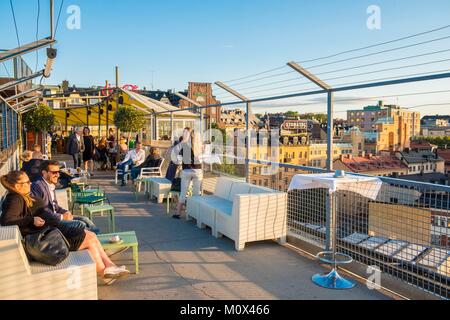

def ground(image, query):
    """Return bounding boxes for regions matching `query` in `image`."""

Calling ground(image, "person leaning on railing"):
[173,127,204,219]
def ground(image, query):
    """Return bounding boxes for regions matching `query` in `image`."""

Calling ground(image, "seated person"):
[131,147,162,181]
[95,138,109,171]
[21,150,45,182]
[1,171,130,285]
[31,160,100,235]
[32,144,45,160]
[117,142,146,186]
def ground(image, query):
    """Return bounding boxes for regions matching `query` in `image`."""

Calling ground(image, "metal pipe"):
[326,91,334,171]
[245,102,250,183]
[154,72,450,116]
[50,0,54,39]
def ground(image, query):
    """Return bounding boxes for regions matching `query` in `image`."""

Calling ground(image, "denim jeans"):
[74,216,100,235]
[118,159,134,183]
[131,167,141,181]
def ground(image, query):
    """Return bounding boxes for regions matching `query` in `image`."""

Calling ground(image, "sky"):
[1,0,450,117]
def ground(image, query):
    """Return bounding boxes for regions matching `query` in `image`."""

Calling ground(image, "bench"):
[0,226,97,300]
[186,177,288,251]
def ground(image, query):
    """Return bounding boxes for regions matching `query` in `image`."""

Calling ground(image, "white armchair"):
[135,158,165,193]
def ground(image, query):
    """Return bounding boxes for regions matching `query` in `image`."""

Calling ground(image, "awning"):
[50,88,198,127]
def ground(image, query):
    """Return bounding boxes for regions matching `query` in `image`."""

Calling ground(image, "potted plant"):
[22,103,55,150]
[114,105,147,149]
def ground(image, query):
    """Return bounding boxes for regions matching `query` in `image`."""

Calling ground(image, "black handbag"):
[24,227,70,266]
[171,178,182,192]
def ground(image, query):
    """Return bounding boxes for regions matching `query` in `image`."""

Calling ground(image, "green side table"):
[98,231,139,274]
[85,205,116,233]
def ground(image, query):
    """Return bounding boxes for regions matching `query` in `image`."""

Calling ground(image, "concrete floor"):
[77,174,390,300]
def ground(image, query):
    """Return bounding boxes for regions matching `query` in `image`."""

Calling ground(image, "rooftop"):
[335,154,407,173]
[397,150,444,164]
[90,175,390,300]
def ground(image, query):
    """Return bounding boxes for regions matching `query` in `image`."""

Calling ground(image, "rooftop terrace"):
[90,174,390,300]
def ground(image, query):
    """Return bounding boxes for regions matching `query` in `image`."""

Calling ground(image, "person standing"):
[82,127,95,177]
[67,128,85,169]
[107,128,117,169]
[173,128,204,219]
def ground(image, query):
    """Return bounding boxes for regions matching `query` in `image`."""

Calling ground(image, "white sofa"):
[186,177,287,251]
[0,226,98,300]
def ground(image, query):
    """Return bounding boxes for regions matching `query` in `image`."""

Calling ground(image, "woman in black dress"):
[1,171,130,284]
[82,127,95,177]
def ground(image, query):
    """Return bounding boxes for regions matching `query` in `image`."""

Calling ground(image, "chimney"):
[361,151,366,158]
[340,155,345,162]
[348,154,353,160]
[378,100,384,108]
[368,153,373,159]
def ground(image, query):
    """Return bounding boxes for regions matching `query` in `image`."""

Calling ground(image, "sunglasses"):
[17,180,32,185]
[47,170,61,175]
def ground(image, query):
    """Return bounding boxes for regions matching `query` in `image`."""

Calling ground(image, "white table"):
[288,172,382,289]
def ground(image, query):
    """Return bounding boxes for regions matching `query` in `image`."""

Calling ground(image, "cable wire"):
[223,25,450,85]
[248,69,450,100]
[226,48,450,93]
[9,0,21,48]
[35,0,40,73]
[54,0,65,38]
[240,59,450,97]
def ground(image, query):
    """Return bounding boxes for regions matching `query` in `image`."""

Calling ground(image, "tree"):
[284,111,299,118]
[114,105,147,144]
[23,103,55,144]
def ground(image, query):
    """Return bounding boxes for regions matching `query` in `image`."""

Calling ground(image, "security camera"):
[43,48,57,78]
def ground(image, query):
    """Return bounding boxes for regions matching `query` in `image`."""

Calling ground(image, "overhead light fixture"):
[44,48,57,78]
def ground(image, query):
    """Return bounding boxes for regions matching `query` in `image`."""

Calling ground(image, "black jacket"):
[67,134,85,156]
[21,159,44,182]
[0,193,47,237]
[136,155,162,170]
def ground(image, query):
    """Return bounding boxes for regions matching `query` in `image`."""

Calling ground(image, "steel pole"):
[326,91,334,172]
[245,102,250,183]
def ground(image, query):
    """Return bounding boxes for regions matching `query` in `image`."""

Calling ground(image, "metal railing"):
[153,75,450,298]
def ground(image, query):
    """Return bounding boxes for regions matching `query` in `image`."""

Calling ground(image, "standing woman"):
[174,128,204,219]
[82,127,95,177]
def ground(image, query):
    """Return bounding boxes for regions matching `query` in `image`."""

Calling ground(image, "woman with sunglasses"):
[1,170,130,285]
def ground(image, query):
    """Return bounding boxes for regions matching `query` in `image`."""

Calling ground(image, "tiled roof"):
[398,150,444,164]
[336,155,407,173]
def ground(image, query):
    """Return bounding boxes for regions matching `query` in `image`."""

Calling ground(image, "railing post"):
[326,91,334,172]
[325,91,335,251]
[170,111,174,144]
[246,102,250,183]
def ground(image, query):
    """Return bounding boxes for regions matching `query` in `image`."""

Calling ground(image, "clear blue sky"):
[1,0,450,115]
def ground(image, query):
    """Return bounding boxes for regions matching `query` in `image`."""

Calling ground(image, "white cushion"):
[214,178,235,199]
[227,183,251,202]
[250,186,275,194]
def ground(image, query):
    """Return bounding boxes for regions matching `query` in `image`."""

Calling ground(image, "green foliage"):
[23,104,55,132]
[114,105,147,133]
[283,111,327,123]
[413,136,450,148]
